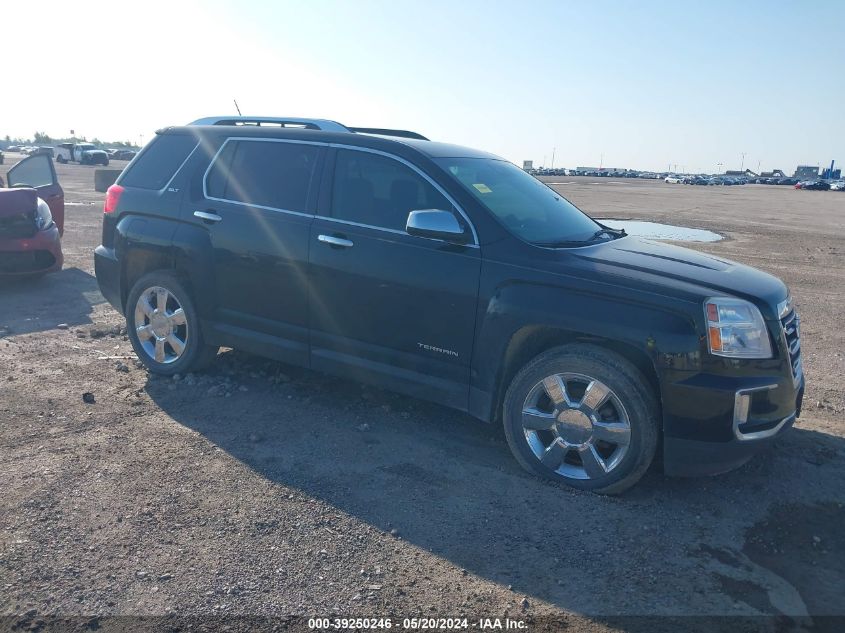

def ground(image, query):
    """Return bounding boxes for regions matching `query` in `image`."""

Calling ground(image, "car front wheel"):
[125,271,218,376]
[503,344,659,495]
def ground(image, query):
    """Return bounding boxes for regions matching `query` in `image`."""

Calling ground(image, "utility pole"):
[600,153,604,170]
[551,147,555,169]
[740,152,746,171]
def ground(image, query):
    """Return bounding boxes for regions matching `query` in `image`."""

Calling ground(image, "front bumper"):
[662,368,804,477]
[0,226,63,276]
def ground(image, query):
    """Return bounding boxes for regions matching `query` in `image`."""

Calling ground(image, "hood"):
[569,236,787,311]
[0,187,37,217]
[82,149,107,155]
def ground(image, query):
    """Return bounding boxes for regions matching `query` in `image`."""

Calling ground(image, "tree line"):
[3,132,140,149]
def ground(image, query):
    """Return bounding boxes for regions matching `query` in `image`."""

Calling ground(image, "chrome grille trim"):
[780,309,802,383]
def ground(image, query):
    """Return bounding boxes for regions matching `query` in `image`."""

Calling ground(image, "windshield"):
[78,144,95,150]
[436,157,604,245]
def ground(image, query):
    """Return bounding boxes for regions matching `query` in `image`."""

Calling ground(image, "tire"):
[57,156,66,164]
[502,344,659,495]
[125,271,218,376]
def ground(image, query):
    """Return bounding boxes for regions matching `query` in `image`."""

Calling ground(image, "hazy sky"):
[4,0,843,173]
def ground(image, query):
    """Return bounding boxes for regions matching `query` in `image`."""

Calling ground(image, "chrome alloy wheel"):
[521,373,631,480]
[134,286,188,364]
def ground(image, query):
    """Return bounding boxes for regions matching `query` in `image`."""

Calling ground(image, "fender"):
[469,277,702,422]
[114,214,182,310]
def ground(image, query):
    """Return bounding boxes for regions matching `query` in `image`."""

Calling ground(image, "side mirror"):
[406,209,470,244]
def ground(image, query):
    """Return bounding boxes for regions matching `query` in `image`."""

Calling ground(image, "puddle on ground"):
[599,219,722,242]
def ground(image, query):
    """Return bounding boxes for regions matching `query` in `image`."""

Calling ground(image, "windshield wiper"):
[590,227,626,241]
[535,227,626,248]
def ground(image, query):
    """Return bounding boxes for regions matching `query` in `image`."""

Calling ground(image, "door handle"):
[194,210,222,223]
[318,234,354,248]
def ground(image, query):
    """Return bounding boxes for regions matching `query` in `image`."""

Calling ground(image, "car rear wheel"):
[503,344,659,495]
[125,271,218,376]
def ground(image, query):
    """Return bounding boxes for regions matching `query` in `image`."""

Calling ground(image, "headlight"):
[35,198,53,230]
[704,297,772,358]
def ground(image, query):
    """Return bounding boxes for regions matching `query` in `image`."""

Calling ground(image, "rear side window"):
[205,140,320,212]
[331,149,452,231]
[120,133,198,190]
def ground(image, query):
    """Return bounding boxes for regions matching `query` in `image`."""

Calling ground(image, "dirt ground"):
[1,157,843,633]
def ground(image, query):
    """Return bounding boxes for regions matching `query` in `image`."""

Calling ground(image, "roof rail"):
[188,116,351,132]
[347,127,429,141]
[187,117,429,140]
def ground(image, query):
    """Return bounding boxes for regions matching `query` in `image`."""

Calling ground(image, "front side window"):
[331,149,453,231]
[206,140,320,212]
[7,154,55,188]
[436,157,603,245]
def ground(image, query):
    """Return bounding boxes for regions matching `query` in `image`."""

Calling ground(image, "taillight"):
[104,184,125,214]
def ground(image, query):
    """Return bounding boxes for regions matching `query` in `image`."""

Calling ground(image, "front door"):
[308,147,481,409]
[6,154,65,234]
[195,137,325,365]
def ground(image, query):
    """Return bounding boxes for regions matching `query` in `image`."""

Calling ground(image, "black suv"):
[95,117,804,493]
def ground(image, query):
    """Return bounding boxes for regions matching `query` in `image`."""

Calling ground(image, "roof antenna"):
[233,99,242,116]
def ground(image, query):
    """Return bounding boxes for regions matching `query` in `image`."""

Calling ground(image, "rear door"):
[6,154,65,234]
[308,146,481,409]
[196,137,325,365]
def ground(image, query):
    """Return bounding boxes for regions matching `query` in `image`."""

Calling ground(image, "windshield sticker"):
[472,183,492,194]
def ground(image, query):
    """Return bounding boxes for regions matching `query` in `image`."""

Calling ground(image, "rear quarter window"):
[119,133,198,190]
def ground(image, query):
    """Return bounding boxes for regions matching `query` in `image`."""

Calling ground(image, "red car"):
[0,154,65,276]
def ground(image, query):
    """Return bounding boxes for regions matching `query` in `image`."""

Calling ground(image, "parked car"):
[708,176,733,185]
[0,150,3,165]
[800,180,830,191]
[829,181,845,191]
[113,149,137,161]
[54,142,109,166]
[0,154,65,276]
[31,146,54,158]
[664,175,683,183]
[6,145,21,152]
[95,116,804,494]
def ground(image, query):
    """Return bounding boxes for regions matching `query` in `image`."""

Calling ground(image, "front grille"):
[781,310,802,382]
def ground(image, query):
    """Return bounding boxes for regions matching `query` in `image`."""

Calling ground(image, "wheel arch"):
[120,246,194,314]
[490,325,662,427]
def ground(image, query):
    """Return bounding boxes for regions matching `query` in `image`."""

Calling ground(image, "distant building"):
[725,169,758,177]
[794,165,819,179]
[760,169,786,178]
[821,167,841,179]
[522,160,534,171]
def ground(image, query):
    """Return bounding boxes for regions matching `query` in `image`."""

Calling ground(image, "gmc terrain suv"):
[95,117,804,493]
